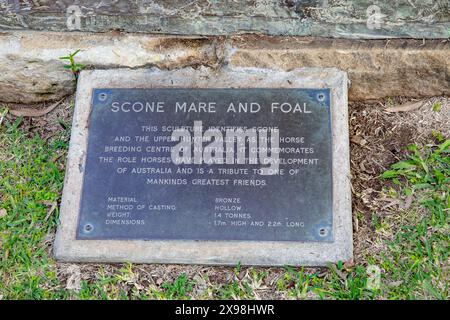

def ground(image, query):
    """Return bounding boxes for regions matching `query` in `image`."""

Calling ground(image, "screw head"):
[83,223,94,233]
[98,92,108,101]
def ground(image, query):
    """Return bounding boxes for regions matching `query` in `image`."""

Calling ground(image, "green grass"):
[159,274,195,299]
[378,139,449,299]
[0,115,69,299]
[0,111,448,300]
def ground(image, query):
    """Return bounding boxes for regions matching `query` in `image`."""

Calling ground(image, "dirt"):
[2,95,449,298]
[349,96,449,265]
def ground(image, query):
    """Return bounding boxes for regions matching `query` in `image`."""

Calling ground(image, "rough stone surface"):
[0,0,449,39]
[229,36,450,101]
[0,31,219,104]
[54,67,352,266]
[0,54,74,104]
[1,31,449,104]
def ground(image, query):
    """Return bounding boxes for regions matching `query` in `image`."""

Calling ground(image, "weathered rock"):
[0,55,74,104]
[54,67,352,266]
[0,31,449,104]
[0,31,219,104]
[228,36,450,101]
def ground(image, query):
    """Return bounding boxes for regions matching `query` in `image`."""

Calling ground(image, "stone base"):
[54,67,352,266]
[0,31,449,104]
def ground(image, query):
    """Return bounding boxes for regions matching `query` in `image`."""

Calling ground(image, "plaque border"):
[77,87,334,242]
[54,67,352,266]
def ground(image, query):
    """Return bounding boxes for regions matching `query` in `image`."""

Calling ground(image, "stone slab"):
[228,36,450,101]
[54,67,352,266]
[0,0,449,39]
[1,31,448,104]
[0,31,219,104]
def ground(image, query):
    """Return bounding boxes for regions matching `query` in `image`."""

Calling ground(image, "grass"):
[0,115,68,299]
[0,108,448,300]
[378,139,449,299]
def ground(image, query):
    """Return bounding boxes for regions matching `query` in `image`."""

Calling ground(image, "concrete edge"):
[53,66,352,266]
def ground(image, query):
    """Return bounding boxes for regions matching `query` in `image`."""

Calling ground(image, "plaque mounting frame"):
[54,67,352,266]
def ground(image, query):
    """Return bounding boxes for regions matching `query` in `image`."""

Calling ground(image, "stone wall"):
[0,0,449,38]
[0,1,449,104]
[0,31,449,104]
